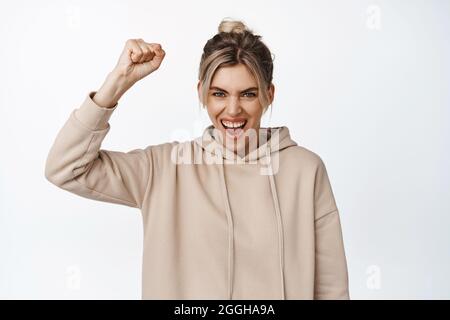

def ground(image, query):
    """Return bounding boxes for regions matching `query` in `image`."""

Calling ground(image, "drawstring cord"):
[266,144,286,300]
[216,140,286,300]
[218,156,235,300]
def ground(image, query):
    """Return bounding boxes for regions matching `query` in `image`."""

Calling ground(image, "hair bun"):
[218,18,251,34]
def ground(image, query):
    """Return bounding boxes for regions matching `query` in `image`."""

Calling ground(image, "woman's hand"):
[113,38,166,84]
[93,39,166,108]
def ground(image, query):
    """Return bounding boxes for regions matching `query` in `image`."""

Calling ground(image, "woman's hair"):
[198,18,275,115]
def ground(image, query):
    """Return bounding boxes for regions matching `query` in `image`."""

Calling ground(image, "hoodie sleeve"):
[313,158,350,299]
[44,91,150,209]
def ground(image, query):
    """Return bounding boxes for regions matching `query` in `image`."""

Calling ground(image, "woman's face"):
[197,63,274,153]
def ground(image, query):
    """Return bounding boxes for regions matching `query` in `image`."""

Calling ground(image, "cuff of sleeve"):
[74,91,118,131]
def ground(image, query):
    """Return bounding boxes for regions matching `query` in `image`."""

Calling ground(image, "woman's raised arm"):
[44,39,166,209]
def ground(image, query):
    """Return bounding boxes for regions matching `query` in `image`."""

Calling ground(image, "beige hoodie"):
[45,91,350,300]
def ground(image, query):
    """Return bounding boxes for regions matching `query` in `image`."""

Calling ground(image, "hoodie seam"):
[315,209,338,222]
[141,147,152,210]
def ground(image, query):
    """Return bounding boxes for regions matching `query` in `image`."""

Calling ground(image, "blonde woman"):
[45,18,350,300]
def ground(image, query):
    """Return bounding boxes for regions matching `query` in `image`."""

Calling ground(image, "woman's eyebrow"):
[209,86,259,93]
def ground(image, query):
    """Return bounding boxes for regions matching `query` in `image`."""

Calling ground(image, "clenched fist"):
[113,38,166,84]
[93,39,166,108]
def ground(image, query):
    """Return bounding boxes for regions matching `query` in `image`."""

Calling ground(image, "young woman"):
[45,19,350,300]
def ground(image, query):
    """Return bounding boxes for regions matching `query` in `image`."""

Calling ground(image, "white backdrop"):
[1,0,449,299]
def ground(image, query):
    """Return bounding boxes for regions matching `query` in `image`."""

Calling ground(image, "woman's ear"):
[197,81,202,102]
[268,83,275,105]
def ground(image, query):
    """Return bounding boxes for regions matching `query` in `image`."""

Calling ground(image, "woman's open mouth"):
[220,119,247,139]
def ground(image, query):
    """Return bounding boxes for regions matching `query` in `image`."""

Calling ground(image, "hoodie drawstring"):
[266,144,286,300]
[216,143,286,300]
[218,159,235,300]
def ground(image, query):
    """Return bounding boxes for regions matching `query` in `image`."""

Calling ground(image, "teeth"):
[221,120,246,128]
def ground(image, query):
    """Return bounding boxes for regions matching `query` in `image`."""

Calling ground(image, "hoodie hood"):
[193,124,298,163]
[193,125,298,299]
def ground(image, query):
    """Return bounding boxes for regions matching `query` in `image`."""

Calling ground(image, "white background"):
[1,0,449,299]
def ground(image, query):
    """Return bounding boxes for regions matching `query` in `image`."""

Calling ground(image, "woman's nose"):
[226,96,242,116]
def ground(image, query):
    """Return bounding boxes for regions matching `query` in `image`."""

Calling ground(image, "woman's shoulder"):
[142,140,181,162]
[144,139,201,166]
[145,140,180,151]
[281,144,328,169]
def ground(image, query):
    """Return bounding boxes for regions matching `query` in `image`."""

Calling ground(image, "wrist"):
[108,69,134,90]
[93,71,132,108]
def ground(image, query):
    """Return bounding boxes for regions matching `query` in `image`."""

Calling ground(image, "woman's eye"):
[212,92,256,97]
